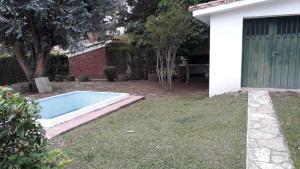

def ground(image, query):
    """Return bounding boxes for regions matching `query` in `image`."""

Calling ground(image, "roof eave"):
[192,0,275,24]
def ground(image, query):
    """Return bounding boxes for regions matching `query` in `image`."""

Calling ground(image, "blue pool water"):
[39,91,123,119]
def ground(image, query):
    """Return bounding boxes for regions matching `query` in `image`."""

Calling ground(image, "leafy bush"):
[0,57,27,85]
[46,53,69,81]
[40,149,71,169]
[78,75,89,82]
[0,53,69,85]
[104,66,116,82]
[54,75,64,82]
[0,87,71,169]
[65,75,75,82]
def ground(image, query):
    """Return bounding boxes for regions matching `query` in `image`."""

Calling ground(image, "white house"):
[190,0,300,97]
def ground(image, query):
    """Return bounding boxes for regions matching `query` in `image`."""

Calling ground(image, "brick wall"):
[69,47,108,78]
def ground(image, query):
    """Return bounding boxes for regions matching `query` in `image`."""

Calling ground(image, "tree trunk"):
[186,56,190,85]
[156,46,177,91]
[33,53,48,78]
[27,14,49,79]
[13,40,33,81]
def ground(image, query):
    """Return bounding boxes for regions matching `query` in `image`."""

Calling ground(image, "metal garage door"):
[242,16,300,89]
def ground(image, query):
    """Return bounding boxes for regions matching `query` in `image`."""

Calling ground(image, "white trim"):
[192,0,277,23]
[68,40,113,58]
[68,44,105,58]
[37,91,130,128]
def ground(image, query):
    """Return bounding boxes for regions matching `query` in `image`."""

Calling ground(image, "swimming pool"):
[38,91,129,128]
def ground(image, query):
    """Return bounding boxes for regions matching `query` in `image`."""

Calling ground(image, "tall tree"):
[120,0,160,45]
[0,0,117,83]
[86,0,125,40]
[122,0,211,48]
[178,0,211,56]
[122,0,211,85]
[146,0,192,90]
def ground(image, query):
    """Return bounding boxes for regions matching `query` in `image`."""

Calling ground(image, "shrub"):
[0,53,69,85]
[64,75,75,82]
[40,149,71,169]
[0,57,27,85]
[78,75,89,82]
[0,87,71,169]
[46,53,69,81]
[55,75,64,82]
[104,66,116,82]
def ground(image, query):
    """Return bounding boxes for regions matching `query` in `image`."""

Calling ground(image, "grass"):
[271,92,300,169]
[50,93,247,169]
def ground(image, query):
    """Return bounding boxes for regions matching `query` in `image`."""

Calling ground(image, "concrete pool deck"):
[45,95,144,139]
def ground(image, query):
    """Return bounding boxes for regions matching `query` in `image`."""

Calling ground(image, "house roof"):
[190,0,274,24]
[68,40,111,58]
[189,0,237,12]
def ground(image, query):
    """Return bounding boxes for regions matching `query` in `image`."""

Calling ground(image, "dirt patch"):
[27,80,208,99]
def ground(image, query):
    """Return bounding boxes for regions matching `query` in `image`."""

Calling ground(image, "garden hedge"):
[0,53,69,85]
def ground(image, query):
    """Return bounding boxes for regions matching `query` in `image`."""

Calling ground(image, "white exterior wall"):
[208,0,300,97]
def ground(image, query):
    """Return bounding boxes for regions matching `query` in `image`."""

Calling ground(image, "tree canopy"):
[119,0,212,63]
[0,0,118,82]
[120,0,212,89]
[146,0,192,90]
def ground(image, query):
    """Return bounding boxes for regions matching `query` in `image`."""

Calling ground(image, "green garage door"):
[242,16,300,89]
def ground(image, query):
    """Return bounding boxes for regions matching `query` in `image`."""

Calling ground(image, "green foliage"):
[0,54,69,85]
[46,53,69,81]
[104,66,117,82]
[40,149,72,169]
[107,40,156,80]
[146,0,192,90]
[0,87,71,169]
[146,3,192,50]
[0,0,90,48]
[158,0,210,56]
[87,0,125,40]
[123,0,211,52]
[106,43,128,76]
[123,0,160,23]
[120,0,160,48]
[0,56,27,85]
[0,0,119,80]
[0,87,44,168]
[121,0,212,82]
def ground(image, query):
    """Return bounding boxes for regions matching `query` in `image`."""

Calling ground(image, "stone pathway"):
[247,90,294,169]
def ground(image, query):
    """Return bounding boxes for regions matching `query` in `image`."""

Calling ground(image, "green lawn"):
[271,92,300,169]
[50,93,247,169]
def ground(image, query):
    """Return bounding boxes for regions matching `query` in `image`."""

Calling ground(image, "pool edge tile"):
[45,95,145,139]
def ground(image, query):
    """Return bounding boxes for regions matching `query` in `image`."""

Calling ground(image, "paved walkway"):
[247,90,294,169]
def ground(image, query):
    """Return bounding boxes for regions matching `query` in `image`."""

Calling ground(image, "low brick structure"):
[69,45,108,79]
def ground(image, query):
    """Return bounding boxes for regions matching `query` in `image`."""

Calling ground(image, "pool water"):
[38,91,129,127]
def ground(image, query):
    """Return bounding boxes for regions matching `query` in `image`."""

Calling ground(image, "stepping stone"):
[34,77,53,93]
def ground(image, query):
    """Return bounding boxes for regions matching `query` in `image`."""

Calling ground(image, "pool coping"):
[45,95,145,139]
[38,91,130,128]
